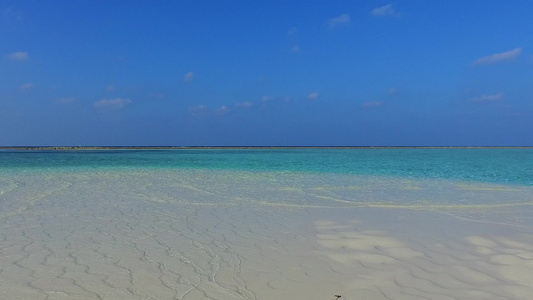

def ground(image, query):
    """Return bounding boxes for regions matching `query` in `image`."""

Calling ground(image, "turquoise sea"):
[2,148,533,209]
[2,148,532,185]
[1,148,533,300]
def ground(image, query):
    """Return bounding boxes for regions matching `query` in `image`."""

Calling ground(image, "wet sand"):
[1,170,532,299]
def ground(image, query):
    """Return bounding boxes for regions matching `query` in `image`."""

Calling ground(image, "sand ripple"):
[1,170,532,299]
[314,214,533,300]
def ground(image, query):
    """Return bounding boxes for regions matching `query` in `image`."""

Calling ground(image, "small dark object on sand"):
[334,295,341,299]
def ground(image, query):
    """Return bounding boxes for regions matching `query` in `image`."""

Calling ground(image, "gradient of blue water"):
[1,148,532,185]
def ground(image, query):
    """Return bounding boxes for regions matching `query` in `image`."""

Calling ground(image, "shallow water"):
[2,148,532,185]
[1,150,532,299]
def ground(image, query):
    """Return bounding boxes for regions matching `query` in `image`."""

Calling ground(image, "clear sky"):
[1,1,532,146]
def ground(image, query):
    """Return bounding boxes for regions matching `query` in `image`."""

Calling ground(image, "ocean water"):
[1,149,533,300]
[1,148,532,208]
[2,148,533,184]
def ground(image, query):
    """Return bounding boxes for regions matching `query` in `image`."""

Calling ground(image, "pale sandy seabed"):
[1,170,533,300]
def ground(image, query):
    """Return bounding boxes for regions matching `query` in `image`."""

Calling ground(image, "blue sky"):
[1,1,532,146]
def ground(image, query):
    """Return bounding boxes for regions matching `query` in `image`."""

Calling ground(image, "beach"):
[1,150,533,299]
[4,1,532,297]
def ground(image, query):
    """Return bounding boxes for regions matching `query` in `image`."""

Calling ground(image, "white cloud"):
[184,72,195,82]
[471,92,504,103]
[216,106,231,115]
[6,51,28,61]
[327,14,350,28]
[371,4,398,17]
[94,98,132,109]
[362,101,384,108]
[474,48,522,65]
[262,95,273,102]
[235,101,253,108]
[308,92,319,100]
[19,83,34,91]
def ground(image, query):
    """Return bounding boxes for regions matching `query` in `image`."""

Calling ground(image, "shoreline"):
[1,162,532,299]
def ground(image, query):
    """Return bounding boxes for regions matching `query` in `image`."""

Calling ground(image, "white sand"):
[1,170,532,300]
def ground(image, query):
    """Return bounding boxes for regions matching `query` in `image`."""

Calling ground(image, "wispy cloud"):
[471,92,504,103]
[94,98,132,109]
[362,101,384,108]
[216,106,231,115]
[474,48,522,65]
[287,27,298,37]
[327,14,350,28]
[387,87,398,95]
[287,27,299,53]
[184,72,195,82]
[308,92,319,100]
[189,105,207,116]
[106,85,116,92]
[371,4,399,17]
[235,101,253,108]
[262,95,273,102]
[19,83,34,91]
[6,51,29,61]
[190,101,254,117]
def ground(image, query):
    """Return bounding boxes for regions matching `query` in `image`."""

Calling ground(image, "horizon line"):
[1,146,533,150]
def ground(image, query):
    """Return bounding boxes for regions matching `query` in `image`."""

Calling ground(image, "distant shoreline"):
[1,146,532,151]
